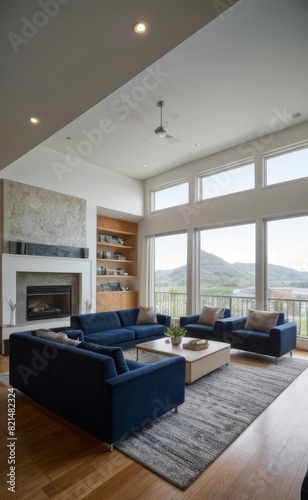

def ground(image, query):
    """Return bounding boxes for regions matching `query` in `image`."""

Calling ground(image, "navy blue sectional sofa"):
[9,331,185,449]
[69,308,171,348]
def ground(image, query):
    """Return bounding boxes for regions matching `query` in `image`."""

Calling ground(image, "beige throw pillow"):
[197,305,225,326]
[136,306,158,325]
[244,310,280,333]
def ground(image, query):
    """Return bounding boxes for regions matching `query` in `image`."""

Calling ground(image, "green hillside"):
[155,250,308,288]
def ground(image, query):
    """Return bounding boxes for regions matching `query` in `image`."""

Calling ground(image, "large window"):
[265,145,308,186]
[267,216,308,337]
[154,233,187,317]
[151,181,189,211]
[197,162,254,201]
[199,224,256,313]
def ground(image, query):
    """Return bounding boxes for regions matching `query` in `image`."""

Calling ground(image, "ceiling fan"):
[142,101,180,144]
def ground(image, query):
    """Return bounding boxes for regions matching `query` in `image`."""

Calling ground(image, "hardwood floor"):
[1,350,308,499]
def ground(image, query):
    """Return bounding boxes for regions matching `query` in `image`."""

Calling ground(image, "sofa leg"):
[109,444,113,452]
[290,351,293,358]
[174,407,178,413]
[275,357,278,365]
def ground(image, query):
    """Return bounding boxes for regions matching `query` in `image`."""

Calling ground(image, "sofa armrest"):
[156,313,171,327]
[180,315,200,327]
[269,322,297,356]
[105,356,186,444]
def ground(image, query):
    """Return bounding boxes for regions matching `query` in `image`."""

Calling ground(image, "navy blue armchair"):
[180,308,231,341]
[220,311,297,363]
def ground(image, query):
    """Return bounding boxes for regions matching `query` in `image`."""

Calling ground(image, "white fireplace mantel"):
[1,253,92,346]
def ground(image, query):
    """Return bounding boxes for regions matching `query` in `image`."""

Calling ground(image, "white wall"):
[0,145,144,218]
[138,120,308,311]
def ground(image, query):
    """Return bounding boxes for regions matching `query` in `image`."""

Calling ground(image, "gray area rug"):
[116,350,308,490]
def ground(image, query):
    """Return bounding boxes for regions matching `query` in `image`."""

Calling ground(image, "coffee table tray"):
[183,344,209,351]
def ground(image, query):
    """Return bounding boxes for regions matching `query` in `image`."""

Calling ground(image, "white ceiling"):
[2,0,308,181]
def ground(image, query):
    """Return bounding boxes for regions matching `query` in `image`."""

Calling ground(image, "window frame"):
[263,142,308,188]
[196,160,255,202]
[150,179,189,213]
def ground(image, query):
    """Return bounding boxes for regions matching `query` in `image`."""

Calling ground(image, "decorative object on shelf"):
[107,282,122,291]
[99,234,124,245]
[84,299,92,314]
[6,296,16,326]
[164,323,187,345]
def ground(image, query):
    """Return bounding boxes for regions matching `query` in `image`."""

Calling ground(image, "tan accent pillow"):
[244,310,280,333]
[197,306,225,326]
[35,329,81,346]
[136,306,158,325]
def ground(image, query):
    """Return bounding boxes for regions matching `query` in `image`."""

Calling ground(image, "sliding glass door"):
[154,233,187,318]
[198,224,256,315]
[267,216,308,337]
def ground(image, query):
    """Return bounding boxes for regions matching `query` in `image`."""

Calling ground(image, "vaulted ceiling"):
[2,0,308,180]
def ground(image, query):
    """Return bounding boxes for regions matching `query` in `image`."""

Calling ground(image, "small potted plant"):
[164,323,187,345]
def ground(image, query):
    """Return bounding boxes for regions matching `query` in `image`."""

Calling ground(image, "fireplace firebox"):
[27,285,72,321]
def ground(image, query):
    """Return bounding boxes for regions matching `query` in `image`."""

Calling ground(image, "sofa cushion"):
[198,305,225,326]
[228,329,270,346]
[184,323,215,335]
[136,306,158,325]
[84,328,135,346]
[76,342,129,374]
[35,329,81,346]
[127,324,166,339]
[244,310,280,333]
[76,311,122,333]
[116,308,139,327]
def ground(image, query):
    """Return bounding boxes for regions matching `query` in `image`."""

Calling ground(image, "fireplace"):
[27,285,72,321]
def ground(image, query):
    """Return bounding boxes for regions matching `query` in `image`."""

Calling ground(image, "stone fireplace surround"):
[1,253,92,351]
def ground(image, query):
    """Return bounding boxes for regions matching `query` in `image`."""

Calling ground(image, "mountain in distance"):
[155,250,308,288]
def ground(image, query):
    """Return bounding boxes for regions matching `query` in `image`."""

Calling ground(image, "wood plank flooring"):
[1,350,308,499]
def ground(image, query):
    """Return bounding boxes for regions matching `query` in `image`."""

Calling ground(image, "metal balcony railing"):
[155,292,308,338]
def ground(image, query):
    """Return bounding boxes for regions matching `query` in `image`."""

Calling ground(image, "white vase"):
[9,308,16,326]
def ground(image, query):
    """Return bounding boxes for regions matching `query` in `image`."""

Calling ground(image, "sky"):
[155,216,308,272]
[154,148,308,271]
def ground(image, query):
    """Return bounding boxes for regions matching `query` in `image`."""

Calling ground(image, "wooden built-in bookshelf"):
[96,215,138,311]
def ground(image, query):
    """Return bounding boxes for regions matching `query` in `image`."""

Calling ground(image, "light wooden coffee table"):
[136,338,230,384]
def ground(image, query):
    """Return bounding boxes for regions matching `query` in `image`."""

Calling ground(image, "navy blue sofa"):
[180,308,231,341]
[9,331,185,449]
[70,308,171,348]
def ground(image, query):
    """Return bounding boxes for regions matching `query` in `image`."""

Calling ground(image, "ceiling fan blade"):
[140,134,154,143]
[165,134,181,144]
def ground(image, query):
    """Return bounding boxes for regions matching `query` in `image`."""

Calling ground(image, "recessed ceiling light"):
[66,136,72,140]
[143,164,148,168]
[132,22,147,34]
[28,116,40,124]
[291,112,302,119]
[195,143,201,147]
